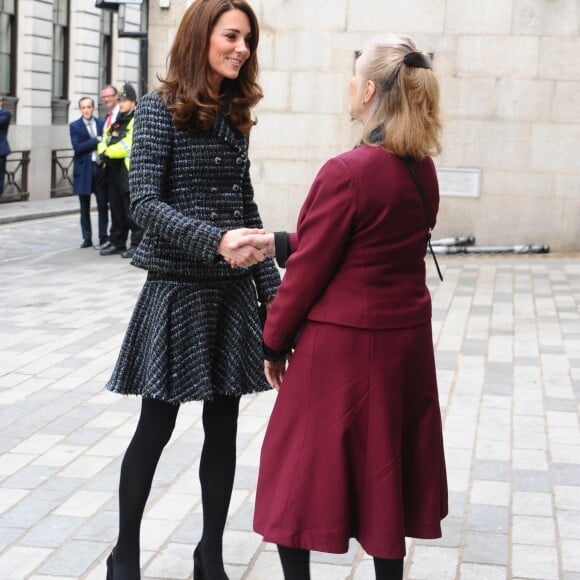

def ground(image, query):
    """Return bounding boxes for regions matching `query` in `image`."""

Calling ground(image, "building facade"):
[1,0,142,202]
[3,0,580,250]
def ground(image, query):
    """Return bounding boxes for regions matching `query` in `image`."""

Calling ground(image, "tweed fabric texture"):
[106,91,280,403]
[128,92,279,299]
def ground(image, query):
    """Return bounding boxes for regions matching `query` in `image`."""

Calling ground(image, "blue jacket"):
[0,108,11,157]
[69,116,104,195]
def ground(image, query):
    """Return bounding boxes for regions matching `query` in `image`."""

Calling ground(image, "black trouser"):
[0,155,6,195]
[113,395,240,577]
[105,161,143,250]
[78,163,108,243]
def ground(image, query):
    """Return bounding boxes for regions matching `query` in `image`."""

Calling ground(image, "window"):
[0,0,16,97]
[52,0,70,124]
[99,10,113,89]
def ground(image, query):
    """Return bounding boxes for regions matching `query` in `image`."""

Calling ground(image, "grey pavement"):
[0,198,579,579]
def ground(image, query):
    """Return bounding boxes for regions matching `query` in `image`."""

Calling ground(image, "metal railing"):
[0,150,30,203]
[51,149,74,198]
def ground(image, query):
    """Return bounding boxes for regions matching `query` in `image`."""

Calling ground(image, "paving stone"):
[473,459,511,482]
[459,563,507,580]
[512,544,559,579]
[512,515,556,546]
[555,485,580,511]
[467,505,509,534]
[0,545,53,578]
[470,480,510,506]
[552,463,580,485]
[513,470,552,492]
[512,491,554,516]
[462,532,509,566]
[0,526,24,552]
[36,539,108,577]
[561,539,580,574]
[557,511,580,540]
[72,511,118,543]
[407,545,459,580]
[19,515,83,548]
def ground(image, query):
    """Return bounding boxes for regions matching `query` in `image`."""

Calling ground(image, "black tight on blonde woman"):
[276,545,403,580]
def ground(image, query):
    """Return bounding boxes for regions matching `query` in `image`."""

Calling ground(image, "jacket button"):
[210,212,218,219]
[232,184,240,192]
[236,157,243,165]
[214,157,222,165]
[211,187,218,193]
[233,210,241,218]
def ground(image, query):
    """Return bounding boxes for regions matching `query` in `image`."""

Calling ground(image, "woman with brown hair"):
[253,35,448,580]
[104,1,280,579]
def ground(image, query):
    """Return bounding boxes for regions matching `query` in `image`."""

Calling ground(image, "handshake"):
[217,228,276,268]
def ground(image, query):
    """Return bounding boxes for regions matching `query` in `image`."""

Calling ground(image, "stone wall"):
[12,1,141,200]
[147,0,580,250]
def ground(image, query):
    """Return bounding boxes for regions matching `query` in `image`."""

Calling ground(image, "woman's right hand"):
[264,358,287,391]
[217,228,267,267]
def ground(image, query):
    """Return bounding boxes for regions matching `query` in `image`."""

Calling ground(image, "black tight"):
[373,556,404,580]
[198,394,240,571]
[114,395,240,573]
[276,545,403,580]
[115,398,178,562]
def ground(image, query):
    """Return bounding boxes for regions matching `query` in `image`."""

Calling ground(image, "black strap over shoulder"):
[401,157,444,282]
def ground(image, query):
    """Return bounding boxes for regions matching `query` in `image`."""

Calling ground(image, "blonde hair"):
[359,35,442,160]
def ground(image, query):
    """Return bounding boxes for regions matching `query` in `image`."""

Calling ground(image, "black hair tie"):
[403,51,432,69]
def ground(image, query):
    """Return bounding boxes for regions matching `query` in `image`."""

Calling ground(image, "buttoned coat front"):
[129,92,278,299]
[106,91,280,403]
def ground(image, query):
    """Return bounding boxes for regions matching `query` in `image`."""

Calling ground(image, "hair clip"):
[403,51,432,70]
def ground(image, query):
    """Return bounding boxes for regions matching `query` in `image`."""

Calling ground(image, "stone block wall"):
[147,0,580,250]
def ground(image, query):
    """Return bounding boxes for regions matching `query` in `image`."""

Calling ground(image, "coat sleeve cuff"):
[263,341,288,361]
[274,231,291,268]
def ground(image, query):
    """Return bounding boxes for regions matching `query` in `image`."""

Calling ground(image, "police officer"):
[98,83,143,258]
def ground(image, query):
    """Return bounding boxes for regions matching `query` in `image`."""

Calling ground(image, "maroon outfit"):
[253,144,448,558]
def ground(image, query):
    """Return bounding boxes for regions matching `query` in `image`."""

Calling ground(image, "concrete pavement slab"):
[1,213,579,578]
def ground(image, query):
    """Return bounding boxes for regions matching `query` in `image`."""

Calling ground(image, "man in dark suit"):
[69,96,108,248]
[0,96,11,196]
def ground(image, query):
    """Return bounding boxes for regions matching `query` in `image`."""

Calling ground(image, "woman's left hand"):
[264,359,287,391]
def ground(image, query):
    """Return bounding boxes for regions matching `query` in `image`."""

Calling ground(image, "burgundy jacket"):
[263,144,439,353]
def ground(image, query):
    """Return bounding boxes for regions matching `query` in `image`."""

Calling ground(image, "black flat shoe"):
[80,240,92,248]
[193,546,229,580]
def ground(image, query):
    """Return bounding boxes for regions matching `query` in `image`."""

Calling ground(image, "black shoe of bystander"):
[100,245,124,256]
[121,247,137,259]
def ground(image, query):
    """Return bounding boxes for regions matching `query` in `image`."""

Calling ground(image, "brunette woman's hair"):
[359,35,442,160]
[158,0,262,134]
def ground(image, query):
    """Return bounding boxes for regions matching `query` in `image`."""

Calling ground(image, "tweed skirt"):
[106,273,269,404]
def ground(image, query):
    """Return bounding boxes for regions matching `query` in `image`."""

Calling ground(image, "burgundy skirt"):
[253,320,447,558]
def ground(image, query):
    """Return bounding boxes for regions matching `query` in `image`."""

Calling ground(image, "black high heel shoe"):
[193,546,229,580]
[105,550,141,580]
[106,553,114,580]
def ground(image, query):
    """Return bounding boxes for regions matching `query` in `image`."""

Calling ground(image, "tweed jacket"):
[129,91,279,302]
